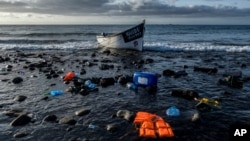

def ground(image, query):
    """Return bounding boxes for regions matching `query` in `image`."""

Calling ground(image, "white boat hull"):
[96,20,145,51]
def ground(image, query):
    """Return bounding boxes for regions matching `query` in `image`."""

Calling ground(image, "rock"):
[145,58,154,64]
[102,49,111,55]
[10,114,31,126]
[99,64,112,70]
[59,117,76,125]
[52,74,59,78]
[6,65,13,69]
[13,132,28,138]
[116,110,135,122]
[4,109,26,117]
[193,66,217,74]
[162,69,175,77]
[191,112,200,122]
[14,95,27,102]
[183,65,189,69]
[174,70,188,78]
[218,76,243,88]
[43,114,57,122]
[80,69,86,75]
[100,77,115,87]
[171,89,199,100]
[79,88,89,96]
[41,96,49,100]
[12,77,23,84]
[117,75,133,85]
[163,69,187,78]
[106,123,120,133]
[241,63,246,68]
[1,79,10,82]
[145,85,157,94]
[50,83,56,86]
[75,108,91,116]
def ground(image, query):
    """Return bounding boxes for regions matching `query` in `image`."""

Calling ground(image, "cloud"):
[0,0,249,18]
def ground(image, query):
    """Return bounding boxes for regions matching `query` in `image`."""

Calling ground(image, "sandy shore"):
[0,49,250,141]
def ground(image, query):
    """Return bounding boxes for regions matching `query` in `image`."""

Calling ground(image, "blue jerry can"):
[133,72,158,87]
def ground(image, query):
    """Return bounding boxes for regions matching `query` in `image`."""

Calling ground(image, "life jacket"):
[63,71,75,81]
[133,112,174,138]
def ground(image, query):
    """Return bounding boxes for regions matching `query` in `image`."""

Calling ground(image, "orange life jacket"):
[133,111,174,138]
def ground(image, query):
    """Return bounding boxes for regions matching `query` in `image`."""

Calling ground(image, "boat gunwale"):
[97,20,145,38]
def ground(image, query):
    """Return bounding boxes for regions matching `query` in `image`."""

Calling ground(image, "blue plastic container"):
[133,72,158,87]
[50,90,63,96]
[84,80,96,89]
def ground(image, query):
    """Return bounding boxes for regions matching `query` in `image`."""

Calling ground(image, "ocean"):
[0,24,250,52]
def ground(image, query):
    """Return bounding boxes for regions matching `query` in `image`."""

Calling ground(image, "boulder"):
[100,77,115,87]
[75,108,91,116]
[171,89,199,100]
[10,114,31,126]
[12,77,23,84]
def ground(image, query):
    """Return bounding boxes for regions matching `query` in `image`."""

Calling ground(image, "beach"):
[0,49,250,141]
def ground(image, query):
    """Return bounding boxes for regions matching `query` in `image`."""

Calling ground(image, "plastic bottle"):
[50,90,63,96]
[84,80,96,89]
[126,82,138,92]
[166,106,180,116]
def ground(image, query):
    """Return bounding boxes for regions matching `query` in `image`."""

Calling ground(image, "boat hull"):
[96,20,145,51]
[97,35,143,51]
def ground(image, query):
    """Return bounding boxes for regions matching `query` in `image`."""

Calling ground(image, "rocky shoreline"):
[0,49,250,141]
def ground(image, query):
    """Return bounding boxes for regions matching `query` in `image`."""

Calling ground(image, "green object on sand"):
[44,93,50,96]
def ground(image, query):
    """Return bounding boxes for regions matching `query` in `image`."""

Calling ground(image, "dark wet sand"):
[0,49,250,141]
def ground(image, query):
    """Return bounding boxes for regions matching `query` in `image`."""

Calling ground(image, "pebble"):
[116,110,135,122]
[75,108,91,116]
[14,95,27,102]
[192,112,200,122]
[106,123,120,133]
[59,117,77,125]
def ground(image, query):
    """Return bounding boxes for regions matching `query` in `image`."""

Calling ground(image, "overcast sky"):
[0,0,250,25]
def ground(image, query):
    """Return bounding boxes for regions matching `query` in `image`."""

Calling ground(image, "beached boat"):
[96,20,145,51]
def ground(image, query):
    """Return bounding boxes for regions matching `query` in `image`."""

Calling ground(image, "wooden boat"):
[96,20,145,51]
